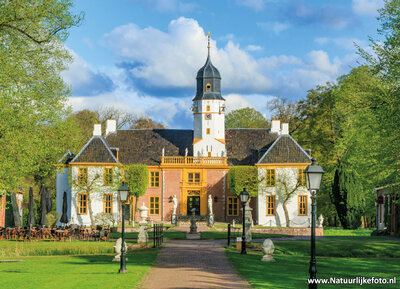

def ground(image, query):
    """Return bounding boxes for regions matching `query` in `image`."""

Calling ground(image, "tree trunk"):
[87,194,95,228]
[283,198,290,227]
[134,195,139,223]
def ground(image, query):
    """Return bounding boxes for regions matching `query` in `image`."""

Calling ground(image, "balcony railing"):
[161,156,228,166]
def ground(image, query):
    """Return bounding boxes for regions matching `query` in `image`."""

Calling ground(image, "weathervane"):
[205,31,211,56]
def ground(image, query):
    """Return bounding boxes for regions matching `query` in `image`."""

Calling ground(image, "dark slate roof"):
[225,129,278,165]
[196,55,221,80]
[106,130,194,166]
[257,135,312,164]
[70,136,119,164]
[106,128,280,166]
[193,53,224,101]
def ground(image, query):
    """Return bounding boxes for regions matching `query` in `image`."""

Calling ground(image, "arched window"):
[206,83,211,92]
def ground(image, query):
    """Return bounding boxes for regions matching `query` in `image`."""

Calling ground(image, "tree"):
[225,108,269,129]
[357,0,400,186]
[267,98,302,134]
[72,171,102,228]
[274,169,302,227]
[331,164,364,229]
[228,166,259,200]
[124,164,149,222]
[0,0,83,192]
[71,110,100,144]
[130,116,166,129]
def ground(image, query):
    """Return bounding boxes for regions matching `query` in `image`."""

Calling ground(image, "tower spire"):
[205,31,211,57]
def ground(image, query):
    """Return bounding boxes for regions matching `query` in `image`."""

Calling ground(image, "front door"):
[187,196,200,215]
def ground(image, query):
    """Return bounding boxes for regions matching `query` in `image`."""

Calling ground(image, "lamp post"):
[239,188,249,255]
[118,181,130,274]
[305,158,324,288]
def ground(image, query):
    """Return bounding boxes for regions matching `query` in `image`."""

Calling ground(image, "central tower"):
[192,35,226,157]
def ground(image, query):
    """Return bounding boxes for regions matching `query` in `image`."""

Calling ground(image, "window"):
[298,168,306,186]
[103,168,113,186]
[188,173,200,184]
[206,83,211,92]
[206,105,211,111]
[266,169,276,187]
[266,195,276,216]
[227,196,239,216]
[78,193,88,214]
[298,195,307,215]
[150,171,160,188]
[103,194,113,214]
[206,128,210,135]
[78,168,88,186]
[150,196,160,215]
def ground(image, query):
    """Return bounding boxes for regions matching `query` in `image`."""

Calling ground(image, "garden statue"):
[318,214,324,228]
[261,239,275,262]
[208,195,213,215]
[172,195,177,215]
[113,238,128,261]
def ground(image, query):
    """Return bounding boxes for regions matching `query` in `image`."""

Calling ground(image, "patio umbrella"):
[46,188,52,213]
[60,191,69,224]
[39,184,47,227]
[28,187,35,226]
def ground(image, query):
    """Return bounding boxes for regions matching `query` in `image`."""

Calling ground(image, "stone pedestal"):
[138,220,148,243]
[171,214,177,225]
[243,204,252,242]
[186,232,200,239]
[137,203,149,244]
[207,214,214,226]
[112,238,128,261]
[261,239,275,262]
[186,208,200,239]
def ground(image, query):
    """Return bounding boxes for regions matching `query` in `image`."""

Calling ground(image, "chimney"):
[281,123,289,135]
[271,120,281,134]
[106,119,117,136]
[93,124,101,136]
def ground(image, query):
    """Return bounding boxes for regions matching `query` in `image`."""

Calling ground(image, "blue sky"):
[63,0,384,129]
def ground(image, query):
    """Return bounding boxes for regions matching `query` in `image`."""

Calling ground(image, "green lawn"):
[0,240,114,258]
[323,227,373,236]
[0,249,159,289]
[227,236,400,288]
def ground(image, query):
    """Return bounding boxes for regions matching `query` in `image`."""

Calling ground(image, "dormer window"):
[206,83,211,92]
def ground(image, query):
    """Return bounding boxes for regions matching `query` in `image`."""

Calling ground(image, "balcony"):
[161,156,228,166]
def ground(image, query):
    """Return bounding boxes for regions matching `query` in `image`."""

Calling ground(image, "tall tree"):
[225,107,269,129]
[0,0,83,192]
[124,164,149,222]
[357,0,400,186]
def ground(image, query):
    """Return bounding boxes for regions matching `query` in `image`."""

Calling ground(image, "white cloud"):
[246,45,262,51]
[352,0,383,16]
[63,49,115,96]
[104,17,272,94]
[308,50,340,75]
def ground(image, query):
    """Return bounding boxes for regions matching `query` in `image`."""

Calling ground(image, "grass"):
[323,227,374,236]
[227,236,400,288]
[0,240,115,258]
[226,248,400,289]
[0,248,160,289]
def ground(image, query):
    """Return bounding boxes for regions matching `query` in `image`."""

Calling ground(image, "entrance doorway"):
[187,196,200,215]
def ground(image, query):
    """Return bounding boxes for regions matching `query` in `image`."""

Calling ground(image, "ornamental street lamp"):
[118,181,130,274]
[239,188,249,255]
[305,158,324,288]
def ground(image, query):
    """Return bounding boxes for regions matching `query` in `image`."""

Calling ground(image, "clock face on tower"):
[205,114,212,120]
